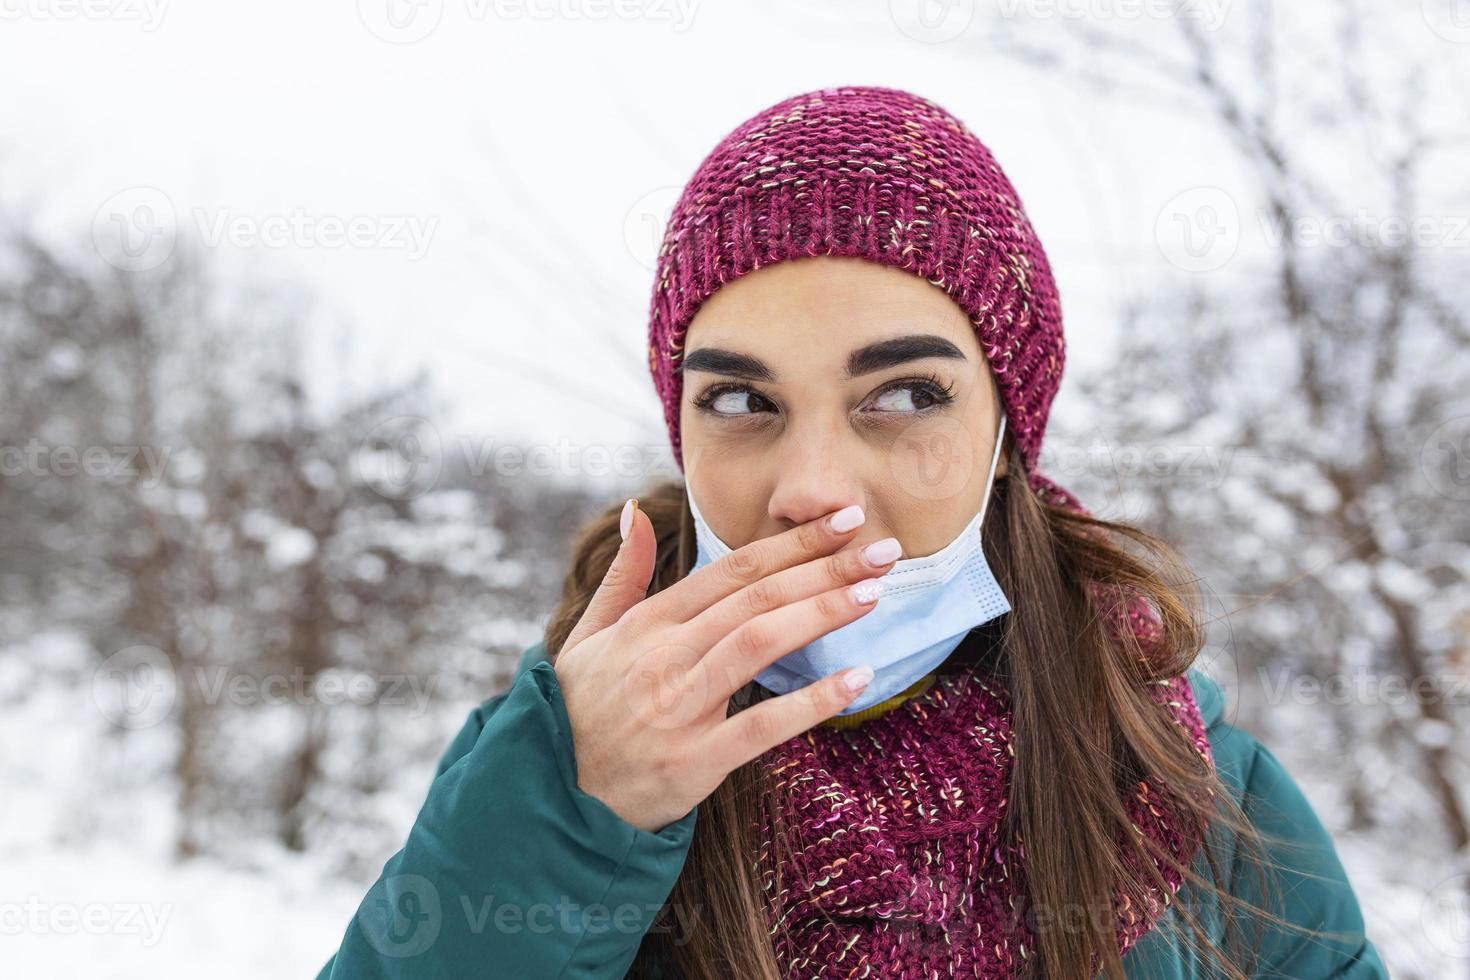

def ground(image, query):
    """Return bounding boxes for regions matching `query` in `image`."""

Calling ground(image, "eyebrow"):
[679,333,967,381]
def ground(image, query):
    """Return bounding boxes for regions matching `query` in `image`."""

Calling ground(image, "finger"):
[641,503,868,625]
[562,498,655,652]
[685,535,901,651]
[702,665,875,773]
[694,576,884,705]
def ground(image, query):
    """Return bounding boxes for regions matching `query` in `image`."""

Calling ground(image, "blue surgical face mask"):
[687,413,1011,715]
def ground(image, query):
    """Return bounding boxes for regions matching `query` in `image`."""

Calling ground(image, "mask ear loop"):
[686,482,732,560]
[977,412,1008,531]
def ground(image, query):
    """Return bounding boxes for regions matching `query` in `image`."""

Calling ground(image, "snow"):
[1,844,361,979]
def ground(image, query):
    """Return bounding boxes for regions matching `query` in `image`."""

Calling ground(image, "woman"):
[317,86,1386,979]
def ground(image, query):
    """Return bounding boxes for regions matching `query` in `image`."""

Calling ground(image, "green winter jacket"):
[315,642,1388,979]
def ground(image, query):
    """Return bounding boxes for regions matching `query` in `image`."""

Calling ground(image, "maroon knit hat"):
[646,84,1082,512]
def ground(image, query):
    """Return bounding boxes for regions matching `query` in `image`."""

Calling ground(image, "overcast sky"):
[3,0,1463,476]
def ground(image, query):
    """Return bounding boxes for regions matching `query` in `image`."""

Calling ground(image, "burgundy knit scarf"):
[754,658,1214,979]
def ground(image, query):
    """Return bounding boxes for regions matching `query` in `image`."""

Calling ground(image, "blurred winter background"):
[1,0,1467,976]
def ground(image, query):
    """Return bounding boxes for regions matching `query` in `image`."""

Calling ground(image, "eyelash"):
[692,372,958,417]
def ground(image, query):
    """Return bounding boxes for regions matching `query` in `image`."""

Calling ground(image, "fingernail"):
[620,498,637,540]
[842,665,875,692]
[862,537,901,566]
[849,579,883,604]
[829,505,865,533]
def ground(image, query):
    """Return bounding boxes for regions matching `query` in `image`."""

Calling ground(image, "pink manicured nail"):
[849,579,883,604]
[842,665,875,692]
[619,498,637,540]
[862,537,901,566]
[829,505,865,533]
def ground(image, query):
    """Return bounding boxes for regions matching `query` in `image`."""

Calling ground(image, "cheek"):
[686,472,763,548]
[883,415,984,507]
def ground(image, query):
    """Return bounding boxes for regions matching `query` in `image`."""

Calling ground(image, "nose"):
[765,421,864,531]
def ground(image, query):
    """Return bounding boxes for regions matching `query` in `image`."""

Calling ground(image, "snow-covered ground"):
[3,844,362,978]
[0,630,435,978]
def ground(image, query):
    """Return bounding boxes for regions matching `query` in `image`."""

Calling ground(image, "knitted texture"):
[646,84,1068,507]
[757,667,1215,979]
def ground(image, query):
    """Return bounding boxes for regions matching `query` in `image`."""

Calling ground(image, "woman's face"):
[679,255,1008,560]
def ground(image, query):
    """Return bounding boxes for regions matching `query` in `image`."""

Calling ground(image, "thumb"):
[563,498,655,651]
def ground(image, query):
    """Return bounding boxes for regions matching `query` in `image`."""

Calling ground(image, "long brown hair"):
[544,441,1292,978]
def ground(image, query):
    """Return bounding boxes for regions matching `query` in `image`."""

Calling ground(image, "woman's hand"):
[553,500,896,832]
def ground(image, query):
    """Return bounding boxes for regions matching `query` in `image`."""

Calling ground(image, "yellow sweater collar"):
[819,674,938,731]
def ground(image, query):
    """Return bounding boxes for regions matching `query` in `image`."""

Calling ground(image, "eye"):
[864,374,957,414]
[693,383,777,417]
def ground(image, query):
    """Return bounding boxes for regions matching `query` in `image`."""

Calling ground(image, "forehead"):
[684,255,980,358]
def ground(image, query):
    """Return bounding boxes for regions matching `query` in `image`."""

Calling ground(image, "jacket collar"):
[1185,668,1226,731]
